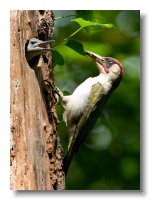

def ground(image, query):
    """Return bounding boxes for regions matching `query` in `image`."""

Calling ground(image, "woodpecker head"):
[85,50,123,80]
[25,38,54,61]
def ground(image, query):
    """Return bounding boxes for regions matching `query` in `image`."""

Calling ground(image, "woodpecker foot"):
[42,80,64,101]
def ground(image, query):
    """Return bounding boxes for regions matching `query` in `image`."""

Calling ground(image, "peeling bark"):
[10,10,65,190]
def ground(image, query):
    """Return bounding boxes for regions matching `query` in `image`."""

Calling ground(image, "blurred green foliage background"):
[52,10,140,190]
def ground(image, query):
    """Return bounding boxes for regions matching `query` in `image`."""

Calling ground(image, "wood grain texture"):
[10,10,64,190]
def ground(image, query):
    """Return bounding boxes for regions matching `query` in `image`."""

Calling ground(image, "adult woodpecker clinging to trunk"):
[56,50,123,176]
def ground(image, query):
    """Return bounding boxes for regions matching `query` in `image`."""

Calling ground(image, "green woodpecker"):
[25,38,54,62]
[57,50,123,175]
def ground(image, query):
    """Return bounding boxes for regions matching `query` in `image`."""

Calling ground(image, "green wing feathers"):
[67,82,104,154]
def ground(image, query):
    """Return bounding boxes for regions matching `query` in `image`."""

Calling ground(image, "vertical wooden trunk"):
[10,10,65,190]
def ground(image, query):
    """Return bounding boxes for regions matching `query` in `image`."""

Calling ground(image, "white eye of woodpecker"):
[108,60,113,64]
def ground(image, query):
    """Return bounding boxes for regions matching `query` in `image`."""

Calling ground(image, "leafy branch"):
[53,18,115,48]
[52,17,115,66]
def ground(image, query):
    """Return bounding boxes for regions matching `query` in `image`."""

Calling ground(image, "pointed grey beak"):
[28,39,55,52]
[85,50,104,62]
[85,50,107,73]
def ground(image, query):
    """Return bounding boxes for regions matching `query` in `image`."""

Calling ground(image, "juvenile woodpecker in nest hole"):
[25,38,54,62]
[56,51,123,175]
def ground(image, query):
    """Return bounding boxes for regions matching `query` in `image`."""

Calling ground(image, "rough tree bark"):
[10,10,65,190]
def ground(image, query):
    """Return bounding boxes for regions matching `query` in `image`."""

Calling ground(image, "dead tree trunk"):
[10,10,65,190]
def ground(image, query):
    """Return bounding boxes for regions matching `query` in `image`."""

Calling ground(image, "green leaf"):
[76,11,104,33]
[53,50,64,67]
[103,23,115,28]
[71,18,97,28]
[71,18,115,31]
[65,40,85,56]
